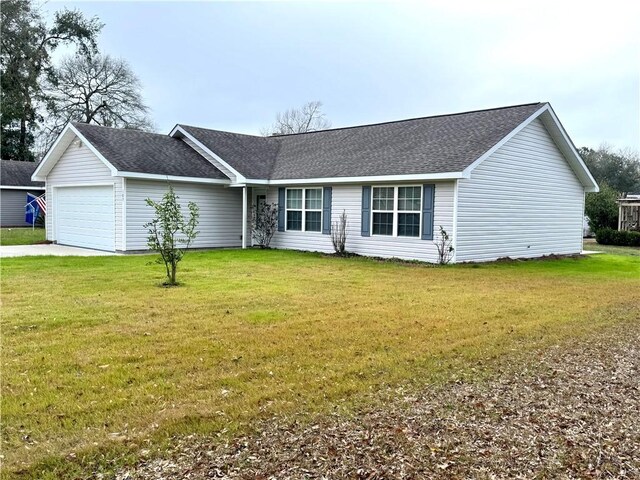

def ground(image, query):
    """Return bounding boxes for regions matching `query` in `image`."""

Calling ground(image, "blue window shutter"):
[361,186,371,237]
[322,187,332,234]
[422,184,435,240]
[278,188,285,232]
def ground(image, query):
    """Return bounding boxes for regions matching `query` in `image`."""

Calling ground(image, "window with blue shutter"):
[322,187,332,234]
[421,184,435,240]
[361,186,371,237]
[277,187,285,232]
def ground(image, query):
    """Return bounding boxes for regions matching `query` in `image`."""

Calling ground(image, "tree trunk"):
[170,262,177,285]
[19,117,27,161]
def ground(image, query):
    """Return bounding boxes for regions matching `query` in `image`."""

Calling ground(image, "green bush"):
[595,228,640,247]
[585,183,619,231]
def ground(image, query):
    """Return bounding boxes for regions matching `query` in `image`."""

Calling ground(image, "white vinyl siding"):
[268,182,455,263]
[45,141,122,250]
[456,118,585,262]
[1,189,44,227]
[124,180,243,251]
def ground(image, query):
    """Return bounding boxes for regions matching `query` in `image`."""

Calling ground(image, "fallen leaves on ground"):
[119,325,640,479]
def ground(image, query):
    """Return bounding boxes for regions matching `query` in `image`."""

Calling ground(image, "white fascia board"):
[115,171,231,185]
[170,125,246,183]
[239,179,270,185]
[1,185,46,190]
[234,172,464,187]
[543,105,599,192]
[462,103,599,193]
[32,123,73,181]
[461,104,549,179]
[32,123,118,181]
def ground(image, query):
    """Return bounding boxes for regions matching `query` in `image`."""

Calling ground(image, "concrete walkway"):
[0,244,119,258]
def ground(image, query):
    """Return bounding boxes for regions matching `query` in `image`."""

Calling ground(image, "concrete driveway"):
[0,244,119,258]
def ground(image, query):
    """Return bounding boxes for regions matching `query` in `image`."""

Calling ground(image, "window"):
[286,188,322,232]
[372,187,394,235]
[371,186,421,237]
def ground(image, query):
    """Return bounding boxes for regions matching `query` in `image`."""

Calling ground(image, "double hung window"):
[286,188,322,232]
[372,186,422,237]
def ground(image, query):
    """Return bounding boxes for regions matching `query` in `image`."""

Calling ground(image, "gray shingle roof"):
[178,126,278,179]
[72,123,229,180]
[180,102,545,180]
[1,160,44,188]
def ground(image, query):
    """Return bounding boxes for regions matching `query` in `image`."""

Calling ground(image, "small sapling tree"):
[434,225,454,264]
[145,186,199,285]
[251,202,278,248]
[331,210,348,255]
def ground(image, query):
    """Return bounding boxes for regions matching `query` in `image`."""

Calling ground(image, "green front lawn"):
[2,250,639,478]
[0,227,46,246]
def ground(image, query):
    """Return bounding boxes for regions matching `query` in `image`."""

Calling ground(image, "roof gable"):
[461,104,598,192]
[72,123,229,180]
[175,125,278,180]
[33,123,230,183]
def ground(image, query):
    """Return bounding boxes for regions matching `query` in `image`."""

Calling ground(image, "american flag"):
[35,194,47,214]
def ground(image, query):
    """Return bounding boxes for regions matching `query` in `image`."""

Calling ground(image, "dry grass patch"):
[1,249,638,478]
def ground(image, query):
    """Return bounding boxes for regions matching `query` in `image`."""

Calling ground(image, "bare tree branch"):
[38,52,155,153]
[261,101,331,136]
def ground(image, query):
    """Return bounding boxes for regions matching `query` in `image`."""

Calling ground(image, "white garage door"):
[56,185,115,251]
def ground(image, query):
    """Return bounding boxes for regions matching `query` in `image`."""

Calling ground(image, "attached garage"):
[32,122,233,253]
[55,185,115,251]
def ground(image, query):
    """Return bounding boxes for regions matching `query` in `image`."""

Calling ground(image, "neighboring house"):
[32,102,599,262]
[1,160,45,227]
[617,193,640,232]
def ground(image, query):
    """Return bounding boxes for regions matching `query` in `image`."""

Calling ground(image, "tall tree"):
[580,145,640,232]
[0,0,102,161]
[41,53,154,148]
[261,101,331,136]
[579,146,640,193]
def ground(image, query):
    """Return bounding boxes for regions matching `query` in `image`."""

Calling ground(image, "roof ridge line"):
[71,122,174,139]
[178,102,544,139]
[178,124,273,141]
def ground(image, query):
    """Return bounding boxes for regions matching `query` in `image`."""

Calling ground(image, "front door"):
[253,194,267,246]
[256,195,266,221]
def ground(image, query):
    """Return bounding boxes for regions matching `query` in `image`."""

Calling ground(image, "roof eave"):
[1,185,46,190]
[115,171,231,185]
[235,171,466,186]
[461,103,599,192]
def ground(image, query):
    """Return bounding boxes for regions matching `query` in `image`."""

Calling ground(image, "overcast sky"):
[46,0,639,150]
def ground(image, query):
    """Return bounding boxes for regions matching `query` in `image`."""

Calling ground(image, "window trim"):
[285,187,323,232]
[371,185,422,238]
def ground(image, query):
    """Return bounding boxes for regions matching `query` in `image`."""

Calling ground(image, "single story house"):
[1,160,45,227]
[32,102,598,262]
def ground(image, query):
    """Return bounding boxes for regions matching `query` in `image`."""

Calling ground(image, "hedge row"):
[595,228,640,247]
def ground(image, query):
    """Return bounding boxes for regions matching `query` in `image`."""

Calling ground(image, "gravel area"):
[119,325,640,479]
